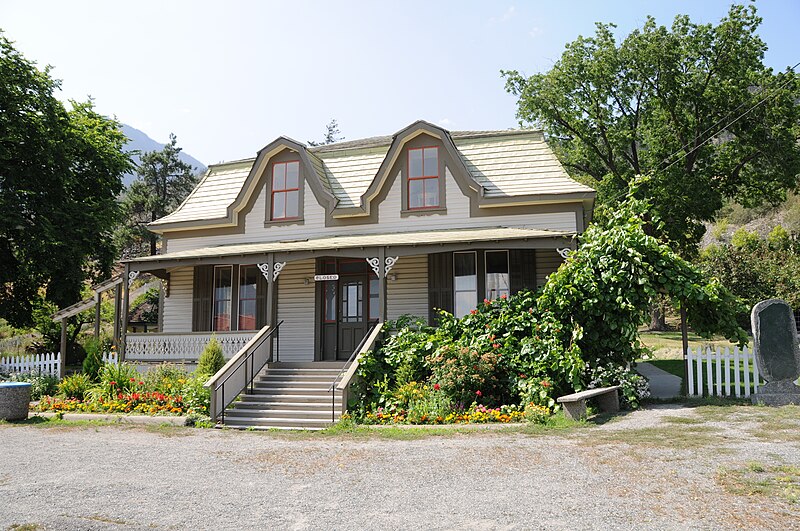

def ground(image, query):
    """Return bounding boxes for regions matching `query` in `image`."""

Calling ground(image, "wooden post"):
[265,254,276,360]
[378,247,386,323]
[120,266,130,361]
[59,318,67,379]
[112,283,122,349]
[681,304,689,392]
[94,292,101,338]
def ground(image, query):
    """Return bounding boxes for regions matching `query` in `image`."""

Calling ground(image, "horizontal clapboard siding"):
[536,249,563,288]
[387,255,429,321]
[276,259,315,362]
[165,166,578,253]
[162,268,193,332]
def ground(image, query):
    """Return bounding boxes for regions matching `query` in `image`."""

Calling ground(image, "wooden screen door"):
[337,275,368,360]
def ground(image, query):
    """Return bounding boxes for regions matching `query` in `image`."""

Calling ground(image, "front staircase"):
[219,362,347,430]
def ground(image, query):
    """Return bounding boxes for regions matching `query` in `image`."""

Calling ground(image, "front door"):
[338,276,367,359]
[319,259,377,361]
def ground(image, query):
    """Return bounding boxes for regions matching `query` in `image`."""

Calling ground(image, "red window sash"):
[271,160,301,221]
[407,146,439,210]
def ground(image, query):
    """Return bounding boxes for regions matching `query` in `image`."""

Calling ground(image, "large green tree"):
[117,134,198,257]
[0,33,131,327]
[502,4,800,257]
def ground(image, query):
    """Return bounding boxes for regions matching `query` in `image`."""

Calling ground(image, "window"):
[485,250,510,300]
[341,279,364,323]
[212,266,233,331]
[408,147,439,209]
[453,251,477,318]
[271,161,300,220]
[238,265,258,330]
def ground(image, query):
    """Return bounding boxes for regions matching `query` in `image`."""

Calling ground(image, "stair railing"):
[328,321,384,422]
[205,320,283,424]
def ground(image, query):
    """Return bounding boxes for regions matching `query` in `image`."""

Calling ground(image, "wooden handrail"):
[203,324,274,389]
[336,322,383,392]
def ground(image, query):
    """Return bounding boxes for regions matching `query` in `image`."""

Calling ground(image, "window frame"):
[237,265,259,331]
[406,146,441,211]
[453,250,478,318]
[484,250,510,301]
[269,160,301,222]
[211,265,234,332]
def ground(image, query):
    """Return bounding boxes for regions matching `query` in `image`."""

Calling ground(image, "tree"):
[307,119,344,146]
[0,33,132,327]
[117,134,198,257]
[502,4,800,257]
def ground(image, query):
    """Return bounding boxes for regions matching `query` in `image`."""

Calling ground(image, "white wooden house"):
[120,120,595,427]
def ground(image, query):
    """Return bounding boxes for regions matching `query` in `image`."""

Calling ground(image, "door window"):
[341,280,364,323]
[453,251,477,318]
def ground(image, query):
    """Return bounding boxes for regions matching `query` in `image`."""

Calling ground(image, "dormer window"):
[408,147,439,209]
[271,161,300,220]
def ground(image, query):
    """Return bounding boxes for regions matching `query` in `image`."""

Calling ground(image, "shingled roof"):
[151,122,594,229]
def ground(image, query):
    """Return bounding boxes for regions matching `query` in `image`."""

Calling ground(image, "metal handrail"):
[328,320,382,422]
[213,320,283,424]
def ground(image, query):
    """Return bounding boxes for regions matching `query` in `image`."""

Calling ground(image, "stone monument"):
[750,299,800,405]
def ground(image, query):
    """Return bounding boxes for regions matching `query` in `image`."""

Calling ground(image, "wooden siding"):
[165,165,578,254]
[387,254,429,321]
[275,259,315,362]
[162,267,193,332]
[536,249,563,287]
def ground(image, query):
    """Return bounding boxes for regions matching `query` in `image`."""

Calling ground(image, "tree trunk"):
[648,303,668,331]
[150,233,157,256]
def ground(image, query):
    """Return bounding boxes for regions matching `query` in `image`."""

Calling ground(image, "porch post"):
[378,247,386,323]
[265,253,276,360]
[120,264,130,361]
[59,318,67,379]
[94,291,101,339]
[112,283,121,349]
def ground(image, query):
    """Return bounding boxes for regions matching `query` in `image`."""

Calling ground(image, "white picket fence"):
[686,346,763,398]
[102,351,119,365]
[0,352,61,378]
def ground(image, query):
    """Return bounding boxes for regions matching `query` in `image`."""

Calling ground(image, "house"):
[121,120,595,427]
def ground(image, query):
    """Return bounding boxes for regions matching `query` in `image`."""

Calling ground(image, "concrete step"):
[225,408,338,420]
[249,386,333,395]
[262,368,344,376]
[268,362,347,370]
[222,416,336,429]
[241,393,337,403]
[234,400,341,410]
[257,374,340,383]
[219,424,326,431]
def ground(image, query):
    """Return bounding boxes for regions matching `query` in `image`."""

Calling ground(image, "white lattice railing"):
[125,332,255,362]
[0,352,61,378]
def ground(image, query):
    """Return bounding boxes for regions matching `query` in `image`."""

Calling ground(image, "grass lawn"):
[638,330,750,360]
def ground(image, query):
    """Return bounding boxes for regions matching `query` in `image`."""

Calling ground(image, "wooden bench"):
[557,386,621,420]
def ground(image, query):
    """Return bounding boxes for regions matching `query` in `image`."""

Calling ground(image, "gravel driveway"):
[1,405,798,530]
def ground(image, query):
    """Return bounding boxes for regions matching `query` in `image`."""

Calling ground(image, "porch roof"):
[127,226,573,267]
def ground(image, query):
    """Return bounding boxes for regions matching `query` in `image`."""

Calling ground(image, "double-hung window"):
[453,251,477,318]
[271,161,300,220]
[212,265,233,331]
[408,147,439,209]
[238,265,259,331]
[485,250,510,300]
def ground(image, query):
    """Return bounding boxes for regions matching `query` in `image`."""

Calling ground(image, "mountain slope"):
[121,124,206,186]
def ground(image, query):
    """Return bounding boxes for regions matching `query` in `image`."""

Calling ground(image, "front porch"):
[120,226,574,365]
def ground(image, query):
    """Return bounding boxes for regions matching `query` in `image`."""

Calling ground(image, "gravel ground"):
[1,405,798,530]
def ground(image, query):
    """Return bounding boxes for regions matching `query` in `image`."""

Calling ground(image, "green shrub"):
[143,363,189,394]
[96,362,140,398]
[58,373,92,400]
[196,337,225,378]
[180,376,210,415]
[81,336,111,381]
[427,345,504,407]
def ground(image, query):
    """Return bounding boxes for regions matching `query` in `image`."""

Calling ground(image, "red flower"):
[500,294,507,299]
[117,393,123,399]
[130,378,136,382]
[520,373,527,379]
[484,298,490,305]
[476,390,482,397]
[541,380,551,388]
[138,381,144,386]
[492,343,500,349]
[470,309,477,315]
[109,381,117,386]
[433,383,440,391]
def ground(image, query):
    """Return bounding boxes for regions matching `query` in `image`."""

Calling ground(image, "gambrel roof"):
[149,120,594,232]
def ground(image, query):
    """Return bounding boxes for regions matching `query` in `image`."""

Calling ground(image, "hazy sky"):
[2,1,798,165]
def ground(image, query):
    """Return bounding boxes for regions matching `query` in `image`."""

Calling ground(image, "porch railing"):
[125,331,254,362]
[205,321,283,423]
[328,321,384,422]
